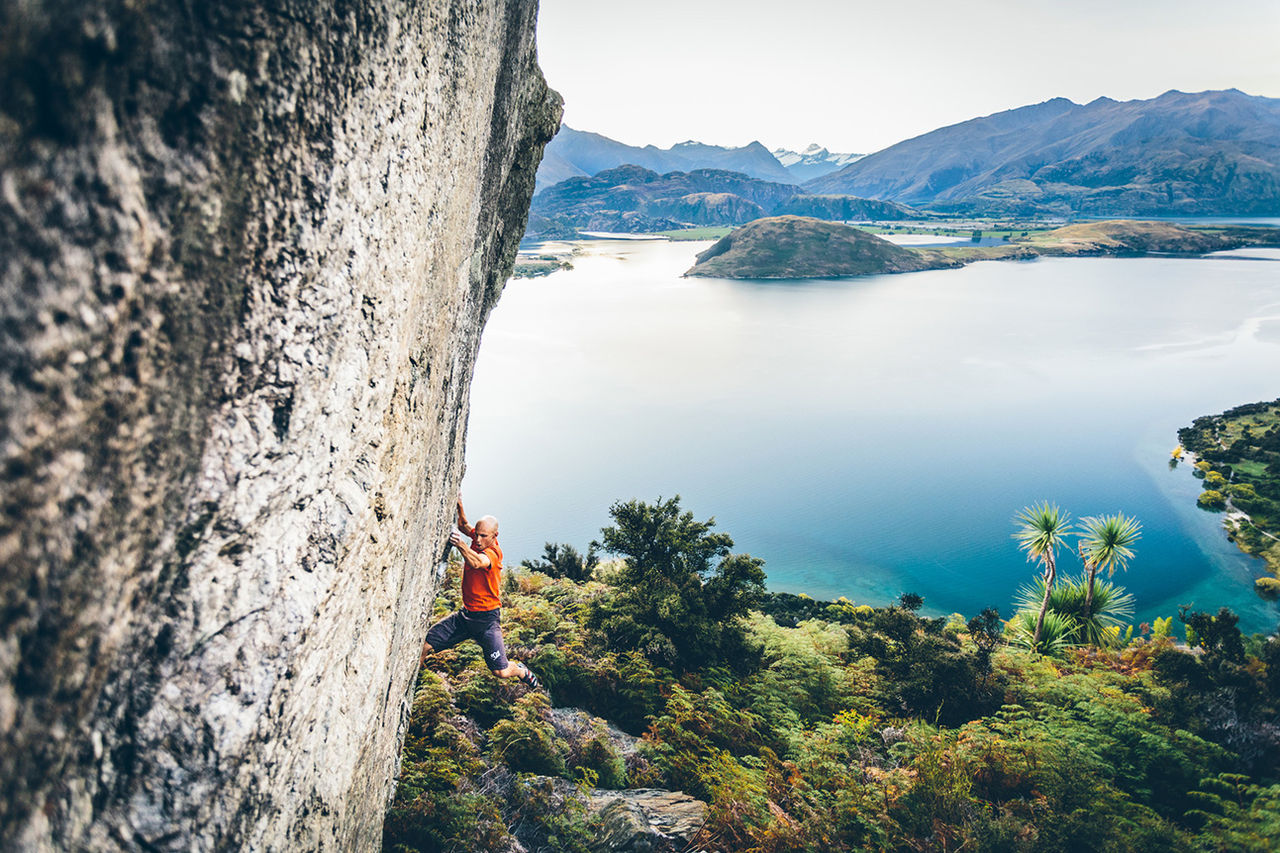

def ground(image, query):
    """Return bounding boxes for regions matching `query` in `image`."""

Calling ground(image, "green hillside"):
[385,498,1280,853]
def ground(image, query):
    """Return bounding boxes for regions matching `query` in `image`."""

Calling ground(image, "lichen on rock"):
[0,1,560,849]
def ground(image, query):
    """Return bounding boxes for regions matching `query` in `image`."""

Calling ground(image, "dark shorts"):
[424,608,509,671]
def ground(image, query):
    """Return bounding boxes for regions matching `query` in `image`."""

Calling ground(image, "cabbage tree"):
[1078,513,1141,615]
[1014,575,1135,647]
[1013,503,1074,648]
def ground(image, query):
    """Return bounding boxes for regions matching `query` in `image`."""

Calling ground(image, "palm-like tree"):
[1014,575,1135,647]
[1013,502,1074,648]
[1078,513,1141,615]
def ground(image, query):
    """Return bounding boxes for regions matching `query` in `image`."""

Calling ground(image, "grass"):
[864,223,1054,240]
[656,226,733,241]
[1233,460,1269,478]
[932,245,1034,261]
[662,221,1058,242]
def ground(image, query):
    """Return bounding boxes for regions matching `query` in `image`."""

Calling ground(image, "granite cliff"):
[0,1,559,849]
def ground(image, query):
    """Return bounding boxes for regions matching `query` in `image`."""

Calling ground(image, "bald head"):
[475,515,499,535]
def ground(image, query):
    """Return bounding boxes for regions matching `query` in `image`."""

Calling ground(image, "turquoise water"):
[463,239,1280,633]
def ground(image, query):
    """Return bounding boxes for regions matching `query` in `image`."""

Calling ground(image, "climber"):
[418,497,540,688]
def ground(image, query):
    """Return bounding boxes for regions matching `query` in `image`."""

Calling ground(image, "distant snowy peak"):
[534,126,797,191]
[772,145,865,180]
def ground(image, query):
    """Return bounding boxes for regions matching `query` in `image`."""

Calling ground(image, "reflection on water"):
[464,239,1280,632]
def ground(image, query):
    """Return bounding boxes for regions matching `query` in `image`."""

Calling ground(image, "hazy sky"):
[536,0,1280,154]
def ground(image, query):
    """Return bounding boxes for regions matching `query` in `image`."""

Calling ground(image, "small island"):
[683,216,960,278]
[682,217,1280,279]
[1178,399,1280,597]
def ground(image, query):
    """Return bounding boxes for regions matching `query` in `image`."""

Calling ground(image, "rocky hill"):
[529,166,919,237]
[684,216,958,278]
[0,1,558,848]
[807,89,1280,216]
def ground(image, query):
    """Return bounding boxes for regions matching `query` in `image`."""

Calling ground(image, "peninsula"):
[1178,399,1280,592]
[683,217,1280,279]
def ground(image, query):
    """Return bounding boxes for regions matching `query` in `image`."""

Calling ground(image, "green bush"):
[1255,577,1280,601]
[1198,490,1227,510]
[846,604,1002,725]
[586,496,766,673]
[520,542,599,582]
[488,692,569,776]
[576,730,627,789]
[1188,775,1280,851]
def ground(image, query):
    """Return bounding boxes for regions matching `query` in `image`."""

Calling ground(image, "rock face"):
[0,1,559,849]
[588,789,708,853]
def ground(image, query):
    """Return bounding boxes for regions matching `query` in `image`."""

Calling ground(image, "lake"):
[463,238,1280,633]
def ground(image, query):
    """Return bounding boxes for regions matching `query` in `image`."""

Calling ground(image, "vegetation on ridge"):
[1179,398,1280,581]
[385,497,1280,852]
[680,218,1280,280]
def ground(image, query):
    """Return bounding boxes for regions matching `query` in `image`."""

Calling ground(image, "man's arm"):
[449,528,490,569]
[456,497,474,536]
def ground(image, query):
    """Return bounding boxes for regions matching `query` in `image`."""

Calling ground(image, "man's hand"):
[456,497,473,536]
[449,528,467,548]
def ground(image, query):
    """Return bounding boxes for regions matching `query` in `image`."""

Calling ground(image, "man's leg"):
[478,618,540,687]
[420,611,466,668]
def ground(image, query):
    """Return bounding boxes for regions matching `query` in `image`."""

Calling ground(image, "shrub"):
[1256,577,1280,601]
[488,692,569,776]
[1013,575,1134,647]
[506,775,596,853]
[586,496,766,672]
[576,730,627,789]
[453,668,520,728]
[1198,490,1227,510]
[520,542,599,582]
[1188,776,1280,851]
[847,606,1001,725]
[1005,609,1077,656]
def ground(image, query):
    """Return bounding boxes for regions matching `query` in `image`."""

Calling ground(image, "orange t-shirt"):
[461,537,503,612]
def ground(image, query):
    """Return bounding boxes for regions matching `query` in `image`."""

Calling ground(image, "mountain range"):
[535,126,860,191]
[531,90,1280,232]
[806,89,1280,216]
[528,166,917,236]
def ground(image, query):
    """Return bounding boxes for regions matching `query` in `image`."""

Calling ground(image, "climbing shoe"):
[520,664,541,689]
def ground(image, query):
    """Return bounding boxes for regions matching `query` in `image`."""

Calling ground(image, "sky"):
[535,0,1280,154]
